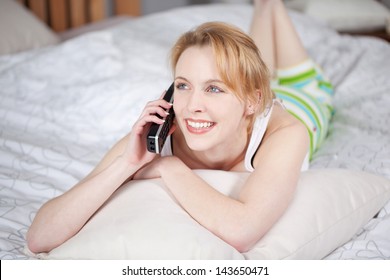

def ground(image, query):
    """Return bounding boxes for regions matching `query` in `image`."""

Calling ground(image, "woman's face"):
[173,46,250,153]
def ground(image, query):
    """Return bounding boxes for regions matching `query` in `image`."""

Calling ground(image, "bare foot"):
[253,0,280,11]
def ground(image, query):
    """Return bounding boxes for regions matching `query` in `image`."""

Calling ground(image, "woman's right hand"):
[122,93,173,168]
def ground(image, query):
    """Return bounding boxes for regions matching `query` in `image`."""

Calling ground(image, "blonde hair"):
[170,22,274,133]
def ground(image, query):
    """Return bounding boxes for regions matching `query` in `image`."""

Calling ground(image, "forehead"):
[175,46,219,77]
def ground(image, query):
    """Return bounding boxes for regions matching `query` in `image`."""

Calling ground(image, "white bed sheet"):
[0,4,389,259]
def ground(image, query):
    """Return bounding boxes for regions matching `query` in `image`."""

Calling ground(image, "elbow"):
[231,241,251,254]
[223,226,266,253]
[26,226,58,254]
[26,232,41,254]
[229,237,260,254]
[26,229,47,254]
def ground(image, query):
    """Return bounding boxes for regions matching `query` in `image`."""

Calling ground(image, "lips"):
[185,119,216,134]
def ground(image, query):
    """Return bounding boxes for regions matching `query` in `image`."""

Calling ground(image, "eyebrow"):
[174,76,189,82]
[174,77,225,85]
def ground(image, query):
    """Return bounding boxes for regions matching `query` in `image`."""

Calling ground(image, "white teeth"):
[187,120,214,129]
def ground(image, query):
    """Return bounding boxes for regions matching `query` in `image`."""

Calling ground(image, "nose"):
[187,89,206,113]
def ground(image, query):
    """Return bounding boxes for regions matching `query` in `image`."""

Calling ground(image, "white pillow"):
[0,0,60,55]
[304,0,390,32]
[27,169,390,260]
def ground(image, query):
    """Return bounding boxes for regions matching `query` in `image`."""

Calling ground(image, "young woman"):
[27,0,333,254]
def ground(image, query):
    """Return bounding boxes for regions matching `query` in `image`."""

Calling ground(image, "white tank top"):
[161,100,309,171]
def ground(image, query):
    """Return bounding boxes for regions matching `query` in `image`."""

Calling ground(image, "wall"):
[142,0,189,15]
[141,0,250,15]
[381,0,390,9]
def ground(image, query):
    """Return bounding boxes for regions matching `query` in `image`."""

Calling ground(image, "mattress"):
[0,4,389,259]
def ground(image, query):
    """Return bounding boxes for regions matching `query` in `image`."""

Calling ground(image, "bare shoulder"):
[237,104,310,246]
[239,102,309,206]
[266,102,307,138]
[252,102,309,170]
[264,102,308,146]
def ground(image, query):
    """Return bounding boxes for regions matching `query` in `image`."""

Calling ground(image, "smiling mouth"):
[185,119,216,133]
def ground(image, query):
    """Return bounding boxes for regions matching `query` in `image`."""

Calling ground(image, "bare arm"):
[27,97,172,253]
[143,118,309,252]
[27,154,136,253]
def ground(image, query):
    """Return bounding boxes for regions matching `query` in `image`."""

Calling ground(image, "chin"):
[184,138,214,152]
[185,134,214,152]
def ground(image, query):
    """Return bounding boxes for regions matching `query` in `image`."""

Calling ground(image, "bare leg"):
[249,0,309,74]
[249,0,276,75]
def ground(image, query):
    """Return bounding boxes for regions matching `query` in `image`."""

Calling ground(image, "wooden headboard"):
[16,0,141,32]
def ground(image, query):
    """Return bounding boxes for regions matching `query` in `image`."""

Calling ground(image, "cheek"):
[229,110,247,126]
[225,103,249,128]
[172,96,185,116]
[173,94,246,120]
[224,100,246,118]
[172,97,187,129]
[213,105,246,129]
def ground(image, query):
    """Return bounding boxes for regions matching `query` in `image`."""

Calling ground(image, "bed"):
[1,0,390,260]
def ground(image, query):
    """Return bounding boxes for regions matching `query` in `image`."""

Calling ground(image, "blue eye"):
[175,83,188,90]
[207,85,223,93]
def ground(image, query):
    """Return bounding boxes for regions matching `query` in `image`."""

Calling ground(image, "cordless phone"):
[146,83,175,154]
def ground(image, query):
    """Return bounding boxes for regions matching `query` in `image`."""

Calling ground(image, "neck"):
[172,129,249,171]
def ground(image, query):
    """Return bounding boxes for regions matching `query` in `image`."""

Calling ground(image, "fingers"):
[138,114,165,127]
[141,100,171,118]
[134,93,174,133]
[143,90,173,116]
[140,101,171,119]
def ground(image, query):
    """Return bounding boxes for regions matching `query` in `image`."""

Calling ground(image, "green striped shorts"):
[271,59,334,159]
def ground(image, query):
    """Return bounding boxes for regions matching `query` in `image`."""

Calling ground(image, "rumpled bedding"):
[0,4,389,259]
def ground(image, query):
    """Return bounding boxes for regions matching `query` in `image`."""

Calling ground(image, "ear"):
[245,90,261,116]
[246,104,256,116]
